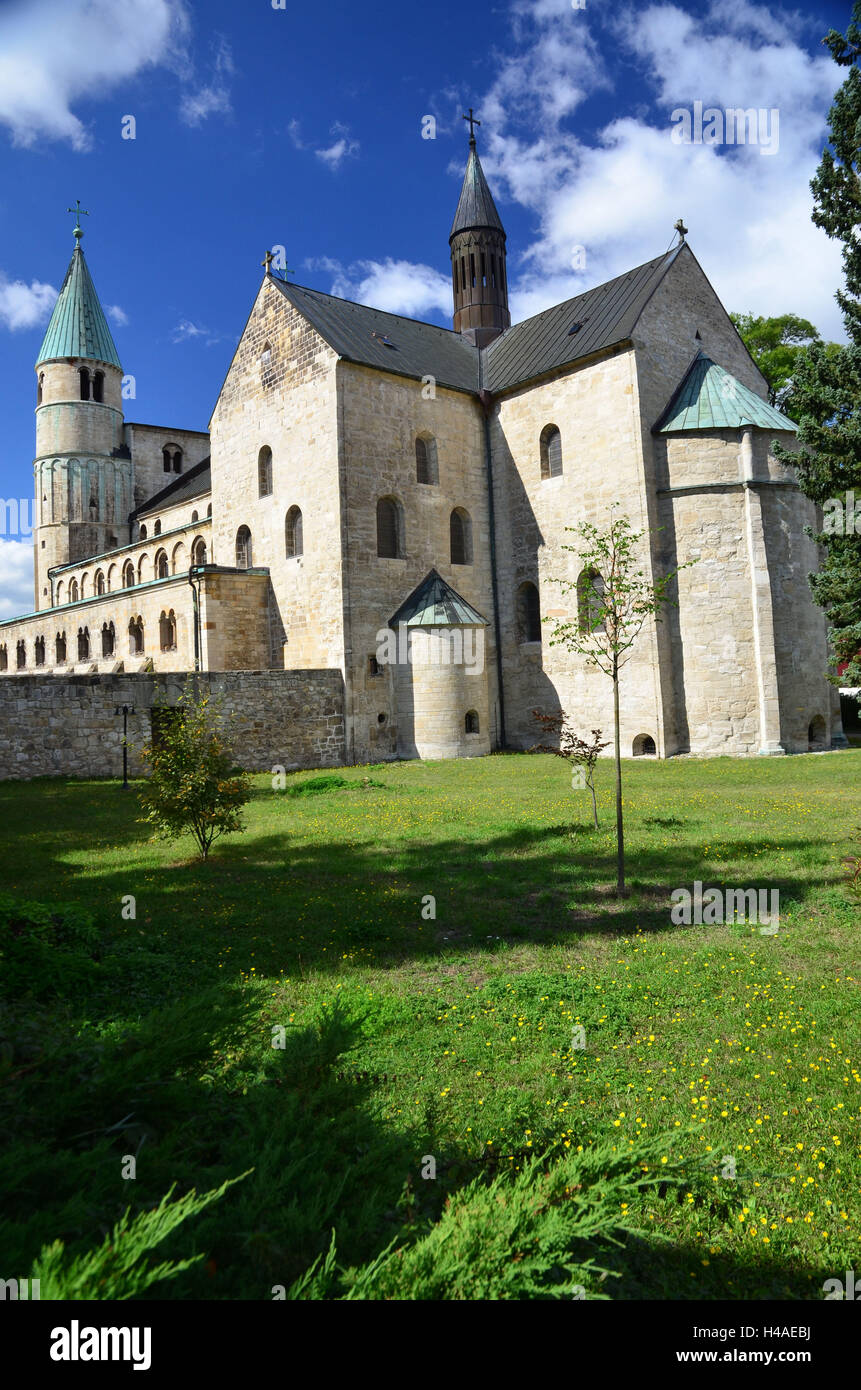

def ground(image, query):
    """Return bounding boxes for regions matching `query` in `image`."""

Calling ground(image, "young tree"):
[771,3,861,684]
[139,685,251,860]
[546,511,692,896]
[530,713,609,829]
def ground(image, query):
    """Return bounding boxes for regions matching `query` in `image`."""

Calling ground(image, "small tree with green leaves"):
[139,684,251,860]
[547,510,693,896]
[530,712,609,829]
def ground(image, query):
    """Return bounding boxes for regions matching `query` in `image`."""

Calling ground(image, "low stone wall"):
[0,669,345,781]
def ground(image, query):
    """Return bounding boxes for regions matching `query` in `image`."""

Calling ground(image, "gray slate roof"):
[132,458,211,519]
[483,247,682,393]
[389,568,488,627]
[450,145,505,237]
[271,246,683,398]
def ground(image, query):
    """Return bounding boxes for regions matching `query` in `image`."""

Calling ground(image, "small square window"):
[368,655,381,677]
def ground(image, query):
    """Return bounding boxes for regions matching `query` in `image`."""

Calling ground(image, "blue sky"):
[0,0,852,613]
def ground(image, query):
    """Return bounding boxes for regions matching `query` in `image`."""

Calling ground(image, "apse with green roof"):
[32,216,131,612]
[654,352,798,434]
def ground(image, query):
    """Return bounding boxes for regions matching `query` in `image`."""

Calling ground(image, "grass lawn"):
[0,750,859,1299]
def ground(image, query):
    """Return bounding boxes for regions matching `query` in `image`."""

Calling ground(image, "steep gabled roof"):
[450,144,505,237]
[654,352,797,433]
[270,277,480,394]
[37,245,122,369]
[389,568,488,627]
[483,247,682,393]
[131,458,211,519]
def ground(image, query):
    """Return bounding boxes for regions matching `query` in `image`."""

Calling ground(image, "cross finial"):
[462,108,481,145]
[261,249,275,276]
[66,199,90,242]
[674,217,688,243]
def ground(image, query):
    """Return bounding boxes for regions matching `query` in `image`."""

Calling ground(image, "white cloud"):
[0,0,188,151]
[470,0,846,340]
[106,304,128,327]
[315,122,360,170]
[171,318,225,347]
[0,539,34,620]
[312,257,451,319]
[0,272,56,330]
[179,35,234,127]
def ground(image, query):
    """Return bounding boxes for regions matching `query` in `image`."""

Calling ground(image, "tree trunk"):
[589,773,598,829]
[613,656,625,896]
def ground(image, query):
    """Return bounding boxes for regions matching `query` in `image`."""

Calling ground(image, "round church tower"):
[33,217,129,610]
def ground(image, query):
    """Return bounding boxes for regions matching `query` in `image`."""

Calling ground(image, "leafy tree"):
[546,510,693,896]
[729,311,828,410]
[138,684,251,860]
[530,713,609,829]
[771,3,861,685]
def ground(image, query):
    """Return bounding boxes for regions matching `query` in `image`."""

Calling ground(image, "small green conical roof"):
[37,243,122,369]
[450,141,505,239]
[655,352,796,433]
[389,569,488,628]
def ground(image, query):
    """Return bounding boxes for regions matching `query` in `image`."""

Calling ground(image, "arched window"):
[258,446,273,497]
[34,636,45,666]
[191,537,207,567]
[416,434,439,485]
[122,561,135,588]
[171,541,186,574]
[191,510,198,523]
[376,498,402,558]
[261,340,272,364]
[55,632,66,664]
[138,554,150,583]
[577,569,605,634]
[69,578,79,603]
[129,617,144,655]
[95,570,105,596]
[285,506,303,558]
[80,573,88,599]
[465,710,480,734]
[162,447,172,473]
[517,581,541,643]
[540,424,562,480]
[106,565,116,592]
[56,580,65,605]
[0,645,6,672]
[172,449,182,474]
[633,734,656,757]
[206,503,212,518]
[153,520,161,536]
[79,368,90,401]
[139,523,148,540]
[808,715,827,750]
[77,627,90,660]
[155,549,169,580]
[101,621,115,657]
[450,508,473,565]
[236,526,252,568]
[37,372,44,405]
[159,609,177,651]
[16,640,26,669]
[92,371,104,403]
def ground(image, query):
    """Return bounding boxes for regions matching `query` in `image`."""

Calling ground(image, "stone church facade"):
[0,136,844,766]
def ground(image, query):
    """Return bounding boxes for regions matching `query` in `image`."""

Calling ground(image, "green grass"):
[0,750,859,1299]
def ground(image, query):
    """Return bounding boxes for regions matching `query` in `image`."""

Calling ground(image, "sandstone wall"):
[0,670,345,781]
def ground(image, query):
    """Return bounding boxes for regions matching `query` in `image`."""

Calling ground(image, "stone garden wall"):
[0,669,345,781]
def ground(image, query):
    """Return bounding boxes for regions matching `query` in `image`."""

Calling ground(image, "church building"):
[0,127,843,762]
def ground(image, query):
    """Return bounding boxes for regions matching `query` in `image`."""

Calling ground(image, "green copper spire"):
[37,219,122,370]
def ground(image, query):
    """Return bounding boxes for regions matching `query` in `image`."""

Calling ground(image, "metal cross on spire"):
[67,200,90,242]
[462,108,481,144]
[261,249,275,275]
[674,218,688,243]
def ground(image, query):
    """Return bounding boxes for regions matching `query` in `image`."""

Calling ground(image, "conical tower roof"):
[37,243,122,369]
[450,142,505,239]
[654,352,796,433]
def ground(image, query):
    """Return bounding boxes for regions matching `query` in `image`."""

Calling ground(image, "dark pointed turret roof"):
[37,244,122,369]
[450,143,505,238]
